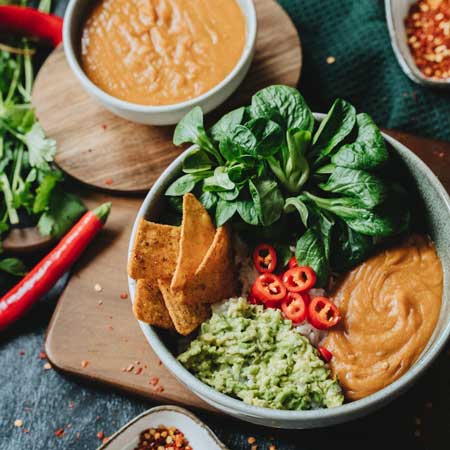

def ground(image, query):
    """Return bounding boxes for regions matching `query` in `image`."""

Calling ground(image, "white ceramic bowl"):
[97,405,228,450]
[385,0,450,88]
[63,0,257,125]
[128,114,450,428]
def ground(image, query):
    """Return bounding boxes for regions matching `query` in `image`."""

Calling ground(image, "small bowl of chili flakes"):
[97,405,228,450]
[386,0,450,87]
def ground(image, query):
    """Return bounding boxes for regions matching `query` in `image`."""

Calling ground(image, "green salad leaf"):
[165,85,411,286]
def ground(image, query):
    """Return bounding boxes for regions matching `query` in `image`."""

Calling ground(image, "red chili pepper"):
[253,244,277,273]
[308,297,340,330]
[0,203,111,331]
[251,273,286,303]
[281,292,308,324]
[288,256,298,269]
[247,293,261,305]
[0,6,63,46]
[318,346,333,363]
[282,266,317,293]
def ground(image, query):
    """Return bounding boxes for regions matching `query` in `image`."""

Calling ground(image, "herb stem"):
[0,173,19,224]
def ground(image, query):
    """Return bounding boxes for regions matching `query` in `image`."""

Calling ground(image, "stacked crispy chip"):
[128,193,238,335]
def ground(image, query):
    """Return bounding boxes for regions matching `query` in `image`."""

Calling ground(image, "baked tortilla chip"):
[158,278,211,336]
[128,219,180,282]
[180,225,238,304]
[133,280,174,330]
[171,194,215,291]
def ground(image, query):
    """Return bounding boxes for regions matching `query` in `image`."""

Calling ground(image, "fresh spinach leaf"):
[250,85,314,132]
[173,107,222,163]
[284,196,309,227]
[319,166,387,209]
[249,178,284,226]
[210,107,245,143]
[215,199,237,227]
[245,118,283,156]
[182,147,213,173]
[295,227,329,287]
[219,125,257,162]
[236,198,259,225]
[203,167,235,192]
[199,191,218,210]
[311,98,356,162]
[166,172,210,196]
[217,187,240,201]
[331,113,388,170]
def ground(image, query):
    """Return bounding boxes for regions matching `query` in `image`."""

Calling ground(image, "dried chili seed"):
[405,0,450,79]
[81,360,89,368]
[134,426,191,450]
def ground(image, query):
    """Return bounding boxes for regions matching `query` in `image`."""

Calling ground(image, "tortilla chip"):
[170,194,215,291]
[132,280,174,329]
[158,278,211,336]
[179,225,238,304]
[128,219,180,282]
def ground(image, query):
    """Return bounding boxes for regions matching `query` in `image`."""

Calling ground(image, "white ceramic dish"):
[127,114,450,428]
[63,0,257,125]
[385,0,450,88]
[97,405,228,450]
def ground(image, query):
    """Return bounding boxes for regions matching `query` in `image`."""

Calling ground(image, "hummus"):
[178,298,344,410]
[324,234,443,400]
[81,0,246,105]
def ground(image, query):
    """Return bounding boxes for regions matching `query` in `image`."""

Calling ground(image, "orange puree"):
[324,234,442,400]
[81,0,246,106]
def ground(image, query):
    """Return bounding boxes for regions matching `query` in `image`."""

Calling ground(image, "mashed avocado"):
[178,298,344,410]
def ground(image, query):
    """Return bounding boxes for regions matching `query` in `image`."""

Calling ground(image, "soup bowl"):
[127,114,450,428]
[63,0,257,125]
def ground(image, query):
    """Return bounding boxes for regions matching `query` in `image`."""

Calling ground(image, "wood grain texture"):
[32,0,302,193]
[45,131,450,412]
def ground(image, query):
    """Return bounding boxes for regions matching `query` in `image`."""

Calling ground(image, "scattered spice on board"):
[39,351,47,360]
[105,178,114,186]
[135,367,143,375]
[405,0,450,79]
[97,431,105,440]
[134,426,192,450]
[150,377,159,386]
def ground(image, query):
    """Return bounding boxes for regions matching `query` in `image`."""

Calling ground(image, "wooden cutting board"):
[32,0,302,194]
[45,131,450,413]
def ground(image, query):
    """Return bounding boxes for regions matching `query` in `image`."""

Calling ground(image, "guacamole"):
[178,298,344,410]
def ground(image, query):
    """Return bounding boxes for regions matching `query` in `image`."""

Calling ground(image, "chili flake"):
[39,351,47,360]
[54,428,65,438]
[134,426,192,450]
[120,292,129,299]
[97,431,105,440]
[405,0,450,79]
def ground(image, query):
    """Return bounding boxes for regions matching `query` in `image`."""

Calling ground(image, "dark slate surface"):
[1,1,450,449]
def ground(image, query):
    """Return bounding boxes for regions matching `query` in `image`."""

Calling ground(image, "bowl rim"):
[63,0,258,112]
[128,114,450,422]
[384,0,450,88]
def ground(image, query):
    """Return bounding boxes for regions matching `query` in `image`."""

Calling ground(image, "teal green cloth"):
[278,0,450,141]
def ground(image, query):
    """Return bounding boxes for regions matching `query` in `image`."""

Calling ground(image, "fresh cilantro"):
[0,257,27,277]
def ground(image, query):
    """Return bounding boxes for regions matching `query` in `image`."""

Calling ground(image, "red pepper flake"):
[39,351,47,360]
[54,428,65,438]
[120,292,128,299]
[81,360,89,369]
[102,437,109,444]
[101,124,108,130]
[23,428,30,434]
[104,178,114,186]
[96,431,105,440]
[156,385,164,393]
[150,376,159,386]
[134,426,191,449]
[19,350,25,356]
[405,0,450,79]
[135,367,143,375]
[158,360,162,366]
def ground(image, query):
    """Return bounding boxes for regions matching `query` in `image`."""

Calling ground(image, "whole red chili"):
[282,266,317,293]
[308,297,341,330]
[253,244,277,273]
[251,273,286,303]
[0,203,111,331]
[0,6,63,46]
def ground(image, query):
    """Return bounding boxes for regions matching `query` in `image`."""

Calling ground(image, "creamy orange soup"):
[81,0,246,106]
[324,234,442,400]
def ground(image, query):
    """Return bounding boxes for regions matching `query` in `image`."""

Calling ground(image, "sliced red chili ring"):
[318,346,333,363]
[288,256,298,269]
[308,297,341,330]
[282,266,317,293]
[281,292,308,324]
[253,244,277,273]
[251,273,286,303]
